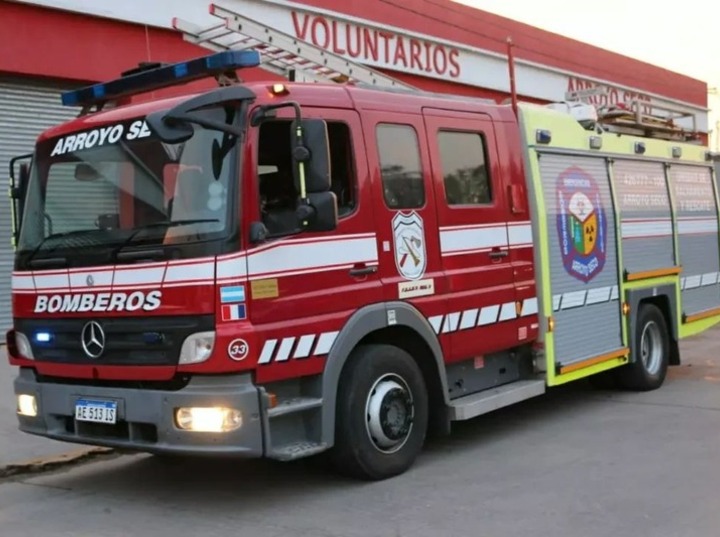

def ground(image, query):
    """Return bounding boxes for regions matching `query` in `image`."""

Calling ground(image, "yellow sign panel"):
[251,278,279,299]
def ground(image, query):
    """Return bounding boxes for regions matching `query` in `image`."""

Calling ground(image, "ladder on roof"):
[172,3,417,90]
[595,100,701,142]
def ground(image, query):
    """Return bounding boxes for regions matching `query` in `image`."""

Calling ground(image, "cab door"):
[422,108,522,363]
[243,106,383,378]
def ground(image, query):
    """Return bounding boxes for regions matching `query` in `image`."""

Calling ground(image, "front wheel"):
[330,344,428,481]
[617,303,670,391]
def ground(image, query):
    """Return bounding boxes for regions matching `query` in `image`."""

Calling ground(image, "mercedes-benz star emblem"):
[81,321,106,359]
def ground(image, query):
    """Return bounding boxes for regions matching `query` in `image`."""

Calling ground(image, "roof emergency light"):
[61,50,261,108]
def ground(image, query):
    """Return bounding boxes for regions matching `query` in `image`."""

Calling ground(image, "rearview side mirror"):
[296,191,338,232]
[290,118,331,194]
[9,155,32,249]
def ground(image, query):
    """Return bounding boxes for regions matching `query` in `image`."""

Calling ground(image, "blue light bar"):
[61,50,261,108]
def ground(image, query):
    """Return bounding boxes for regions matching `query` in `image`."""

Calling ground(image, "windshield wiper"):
[24,229,98,268]
[110,219,220,261]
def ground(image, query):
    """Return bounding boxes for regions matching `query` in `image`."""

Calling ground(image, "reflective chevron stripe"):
[427,297,538,335]
[258,331,340,364]
[257,298,540,363]
[552,286,619,312]
[681,272,720,290]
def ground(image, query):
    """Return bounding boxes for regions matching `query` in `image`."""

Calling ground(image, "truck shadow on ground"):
[29,378,628,510]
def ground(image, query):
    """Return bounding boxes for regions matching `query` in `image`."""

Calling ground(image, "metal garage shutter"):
[0,79,81,331]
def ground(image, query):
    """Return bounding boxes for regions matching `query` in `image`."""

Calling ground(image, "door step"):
[268,441,328,461]
[449,379,546,421]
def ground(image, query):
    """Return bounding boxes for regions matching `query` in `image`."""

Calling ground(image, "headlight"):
[14,332,34,360]
[179,331,215,365]
[175,407,242,432]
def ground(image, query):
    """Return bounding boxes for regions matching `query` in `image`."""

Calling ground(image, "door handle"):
[489,248,509,259]
[349,265,378,277]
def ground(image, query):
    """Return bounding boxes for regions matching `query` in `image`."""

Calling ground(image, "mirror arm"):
[164,112,244,137]
[148,85,256,141]
[251,101,302,126]
[165,85,255,118]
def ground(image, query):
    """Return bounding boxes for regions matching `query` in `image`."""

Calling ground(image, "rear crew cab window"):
[376,124,425,209]
[438,130,492,205]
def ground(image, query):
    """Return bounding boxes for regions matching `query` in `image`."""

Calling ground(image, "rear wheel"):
[617,303,669,391]
[330,344,428,481]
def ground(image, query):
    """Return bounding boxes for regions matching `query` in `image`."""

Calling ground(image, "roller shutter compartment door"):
[0,79,80,331]
[537,152,624,369]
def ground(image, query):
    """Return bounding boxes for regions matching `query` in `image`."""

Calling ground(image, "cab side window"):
[437,130,492,206]
[257,119,357,237]
[376,124,425,209]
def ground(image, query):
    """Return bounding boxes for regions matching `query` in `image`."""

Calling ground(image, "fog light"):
[175,407,242,432]
[17,394,38,417]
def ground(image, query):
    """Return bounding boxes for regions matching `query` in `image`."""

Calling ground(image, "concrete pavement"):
[0,345,109,472]
[1,328,720,536]
[0,323,718,477]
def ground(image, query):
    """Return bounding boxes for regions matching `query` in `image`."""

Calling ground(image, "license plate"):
[74,399,117,424]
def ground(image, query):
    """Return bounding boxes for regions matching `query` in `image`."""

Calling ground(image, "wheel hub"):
[379,388,412,440]
[640,320,662,375]
[365,374,414,454]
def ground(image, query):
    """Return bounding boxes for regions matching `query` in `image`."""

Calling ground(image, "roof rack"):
[172,3,417,91]
[595,100,701,142]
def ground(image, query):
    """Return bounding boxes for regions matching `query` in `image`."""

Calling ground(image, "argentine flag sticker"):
[220,285,246,303]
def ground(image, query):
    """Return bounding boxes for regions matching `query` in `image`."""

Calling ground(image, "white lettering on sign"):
[49,120,153,157]
[672,170,715,213]
[291,12,461,79]
[617,171,670,211]
[34,290,162,313]
[567,77,653,114]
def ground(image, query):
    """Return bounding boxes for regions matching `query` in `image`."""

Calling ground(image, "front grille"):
[36,373,192,391]
[14,315,213,366]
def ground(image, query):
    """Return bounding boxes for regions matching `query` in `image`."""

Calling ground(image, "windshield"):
[16,107,240,269]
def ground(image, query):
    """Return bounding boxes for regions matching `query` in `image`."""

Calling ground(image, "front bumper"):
[13,368,265,457]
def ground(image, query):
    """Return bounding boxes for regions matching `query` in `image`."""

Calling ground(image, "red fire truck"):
[6,7,720,481]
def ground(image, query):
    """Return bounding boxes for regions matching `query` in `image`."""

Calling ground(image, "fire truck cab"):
[6,44,720,481]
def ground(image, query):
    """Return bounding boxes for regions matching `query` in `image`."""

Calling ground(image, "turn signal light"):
[269,83,289,96]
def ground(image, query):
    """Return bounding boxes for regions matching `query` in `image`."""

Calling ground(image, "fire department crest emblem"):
[556,166,607,283]
[392,211,427,280]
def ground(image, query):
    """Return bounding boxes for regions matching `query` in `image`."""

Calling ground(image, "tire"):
[330,343,429,481]
[617,303,670,391]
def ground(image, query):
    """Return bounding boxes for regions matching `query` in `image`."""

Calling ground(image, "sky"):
[453,0,720,145]
[453,0,719,86]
